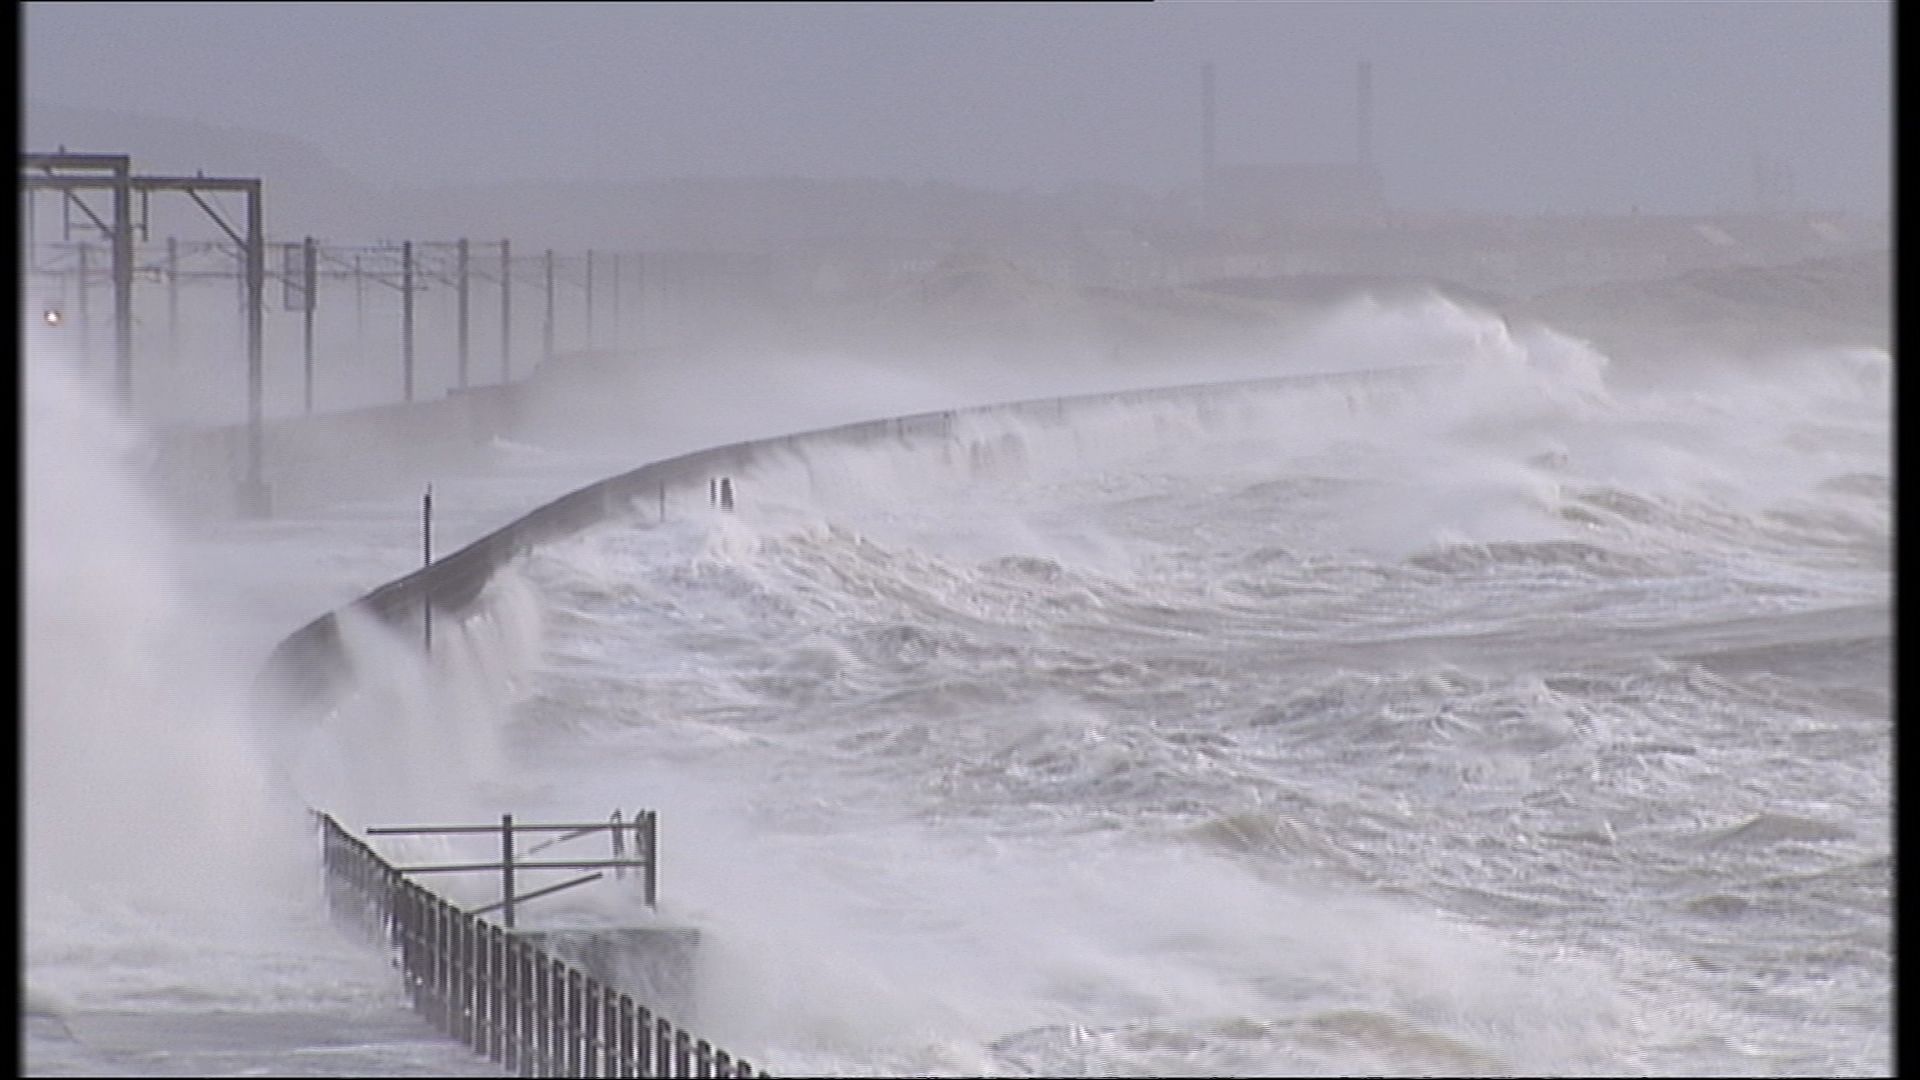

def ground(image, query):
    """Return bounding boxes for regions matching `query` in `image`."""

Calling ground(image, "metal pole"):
[500,814,516,929]
[303,236,317,414]
[542,249,554,365]
[402,240,415,402]
[111,161,133,405]
[244,180,266,515]
[76,243,90,358]
[585,249,595,348]
[423,483,433,655]
[166,236,179,359]
[499,239,511,383]
[610,810,625,880]
[633,251,645,349]
[456,237,470,390]
[643,810,657,908]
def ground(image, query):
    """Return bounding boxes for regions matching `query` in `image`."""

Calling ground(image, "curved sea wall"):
[253,363,1437,719]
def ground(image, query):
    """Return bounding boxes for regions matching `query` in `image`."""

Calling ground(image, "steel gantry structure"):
[21,151,270,514]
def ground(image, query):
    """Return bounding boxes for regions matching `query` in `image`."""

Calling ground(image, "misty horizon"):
[23,2,1892,219]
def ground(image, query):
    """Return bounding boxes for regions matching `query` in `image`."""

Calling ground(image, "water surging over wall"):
[493,307,1887,1075]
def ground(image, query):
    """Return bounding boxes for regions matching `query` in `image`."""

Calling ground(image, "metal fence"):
[317,811,766,1078]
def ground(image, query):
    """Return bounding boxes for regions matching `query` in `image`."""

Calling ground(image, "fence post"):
[403,887,422,1012]
[605,992,626,1078]
[434,898,451,1029]
[582,977,602,1079]
[504,938,525,1074]
[488,927,508,1067]
[418,890,435,1020]
[566,967,584,1077]
[634,1001,653,1079]
[528,941,545,1076]
[469,919,486,1056]
[530,952,548,1078]
[654,1017,673,1079]
[545,955,565,1078]
[450,905,468,1044]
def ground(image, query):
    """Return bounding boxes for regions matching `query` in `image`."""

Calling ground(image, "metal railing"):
[317,811,765,1078]
[367,811,659,927]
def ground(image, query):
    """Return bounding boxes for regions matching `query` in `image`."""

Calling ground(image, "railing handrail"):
[317,810,765,1078]
[371,821,648,835]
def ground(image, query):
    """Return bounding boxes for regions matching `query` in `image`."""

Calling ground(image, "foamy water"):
[24,298,1890,1076]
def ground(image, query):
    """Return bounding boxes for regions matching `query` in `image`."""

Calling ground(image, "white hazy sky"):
[22,1,1892,214]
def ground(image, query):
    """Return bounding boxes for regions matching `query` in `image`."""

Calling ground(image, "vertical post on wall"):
[542,249,555,365]
[422,483,434,656]
[243,179,267,516]
[402,240,415,402]
[499,239,512,383]
[303,236,317,414]
[584,248,596,349]
[456,237,470,390]
[166,235,180,359]
[500,814,516,929]
[633,251,645,350]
